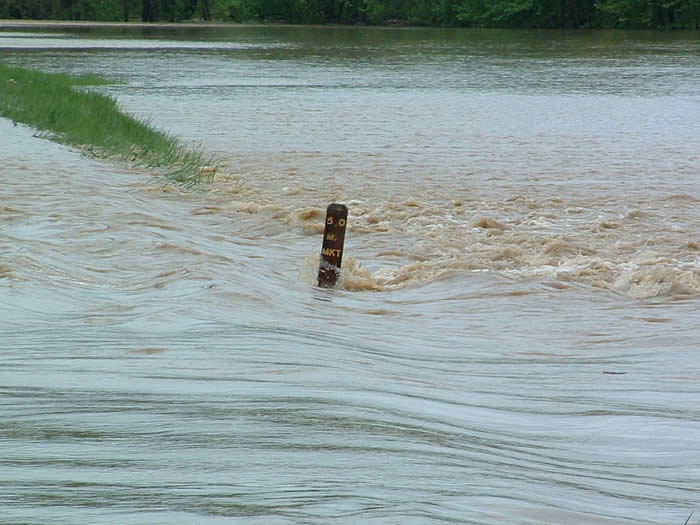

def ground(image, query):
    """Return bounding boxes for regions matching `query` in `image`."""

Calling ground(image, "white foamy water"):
[1,24,699,524]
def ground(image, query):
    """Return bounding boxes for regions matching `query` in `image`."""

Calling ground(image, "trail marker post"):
[318,203,348,288]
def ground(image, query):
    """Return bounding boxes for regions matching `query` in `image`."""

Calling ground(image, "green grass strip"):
[0,63,212,185]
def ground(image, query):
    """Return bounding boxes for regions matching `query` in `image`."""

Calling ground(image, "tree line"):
[1,0,698,29]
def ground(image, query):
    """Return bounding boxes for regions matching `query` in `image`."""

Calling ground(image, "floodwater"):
[1,23,699,524]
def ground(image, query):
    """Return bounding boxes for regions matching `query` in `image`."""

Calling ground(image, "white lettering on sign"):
[326,217,347,227]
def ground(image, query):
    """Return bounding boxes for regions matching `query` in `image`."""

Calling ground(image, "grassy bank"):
[0,62,211,185]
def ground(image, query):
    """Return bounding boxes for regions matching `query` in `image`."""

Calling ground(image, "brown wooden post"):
[318,203,348,288]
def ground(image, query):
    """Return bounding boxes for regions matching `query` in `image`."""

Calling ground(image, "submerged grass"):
[0,62,212,185]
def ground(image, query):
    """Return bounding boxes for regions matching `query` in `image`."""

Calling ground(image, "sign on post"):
[318,203,348,288]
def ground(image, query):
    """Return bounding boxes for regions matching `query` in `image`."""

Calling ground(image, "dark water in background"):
[1,23,699,524]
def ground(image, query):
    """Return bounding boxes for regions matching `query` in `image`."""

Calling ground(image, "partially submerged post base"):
[318,203,348,288]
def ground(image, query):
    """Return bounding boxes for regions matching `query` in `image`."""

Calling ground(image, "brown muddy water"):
[1,23,699,524]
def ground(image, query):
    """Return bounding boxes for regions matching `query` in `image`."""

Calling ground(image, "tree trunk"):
[142,0,158,21]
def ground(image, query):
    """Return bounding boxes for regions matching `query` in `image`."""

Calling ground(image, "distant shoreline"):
[0,19,242,29]
[1,19,698,32]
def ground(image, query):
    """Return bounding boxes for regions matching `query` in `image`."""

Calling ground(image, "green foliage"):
[456,0,598,28]
[595,0,699,28]
[240,0,305,22]
[409,0,460,26]
[0,0,134,20]
[362,0,402,23]
[230,0,696,27]
[0,0,697,28]
[210,0,245,21]
[0,63,211,185]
